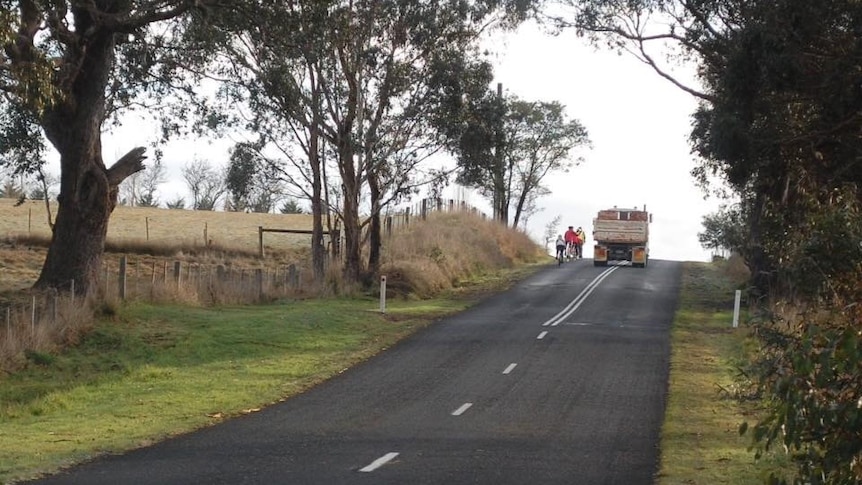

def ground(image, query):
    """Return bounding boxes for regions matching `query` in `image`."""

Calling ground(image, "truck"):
[592,206,651,268]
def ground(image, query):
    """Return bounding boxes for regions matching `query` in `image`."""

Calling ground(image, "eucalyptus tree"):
[214,0,533,282]
[505,99,589,228]
[442,92,589,228]
[0,1,229,294]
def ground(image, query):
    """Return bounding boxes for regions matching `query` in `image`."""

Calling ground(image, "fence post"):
[288,264,298,288]
[421,199,428,220]
[405,207,411,227]
[379,275,387,314]
[258,226,264,258]
[174,261,182,290]
[255,268,263,301]
[146,217,150,241]
[732,290,742,328]
[385,216,392,237]
[119,256,127,300]
[70,279,75,307]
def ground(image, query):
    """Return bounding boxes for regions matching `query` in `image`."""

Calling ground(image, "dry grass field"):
[0,198,317,292]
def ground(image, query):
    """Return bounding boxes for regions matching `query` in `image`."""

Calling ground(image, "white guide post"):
[732,290,741,328]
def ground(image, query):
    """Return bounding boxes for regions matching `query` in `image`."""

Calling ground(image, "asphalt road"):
[31,259,682,485]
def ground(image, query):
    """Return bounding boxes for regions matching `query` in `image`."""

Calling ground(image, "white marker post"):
[380,275,387,314]
[732,289,741,328]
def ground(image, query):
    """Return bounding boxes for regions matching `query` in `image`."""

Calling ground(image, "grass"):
[0,296,477,483]
[658,260,789,484]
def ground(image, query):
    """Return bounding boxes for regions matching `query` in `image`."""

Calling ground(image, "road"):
[32,259,682,485]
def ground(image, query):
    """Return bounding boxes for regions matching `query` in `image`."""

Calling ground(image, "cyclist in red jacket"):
[564,226,578,260]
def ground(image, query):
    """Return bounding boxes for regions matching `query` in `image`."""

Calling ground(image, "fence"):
[0,254,315,365]
[383,198,487,236]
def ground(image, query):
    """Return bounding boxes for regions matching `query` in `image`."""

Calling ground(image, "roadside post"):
[732,289,741,328]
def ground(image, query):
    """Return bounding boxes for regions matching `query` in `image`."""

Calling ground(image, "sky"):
[92,19,724,263]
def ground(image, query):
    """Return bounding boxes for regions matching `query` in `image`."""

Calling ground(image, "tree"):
[543,214,562,251]
[225,142,283,213]
[182,159,226,211]
[137,162,167,208]
[279,198,305,214]
[166,197,186,210]
[444,92,589,228]
[697,204,746,259]
[213,0,532,282]
[506,99,589,228]
[0,1,223,294]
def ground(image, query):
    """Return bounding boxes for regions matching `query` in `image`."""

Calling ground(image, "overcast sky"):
[95,19,724,263]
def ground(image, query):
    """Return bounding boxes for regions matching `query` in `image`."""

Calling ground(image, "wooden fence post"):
[258,226,264,257]
[255,269,264,301]
[174,261,182,290]
[119,256,127,300]
[379,275,387,314]
[421,198,428,220]
[288,264,297,288]
[405,207,411,227]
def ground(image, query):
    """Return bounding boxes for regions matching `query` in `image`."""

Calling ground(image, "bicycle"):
[556,246,565,266]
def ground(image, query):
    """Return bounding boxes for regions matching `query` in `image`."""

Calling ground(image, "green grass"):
[658,261,789,484]
[0,297,470,483]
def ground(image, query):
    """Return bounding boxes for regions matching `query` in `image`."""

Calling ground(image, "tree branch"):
[107,147,147,186]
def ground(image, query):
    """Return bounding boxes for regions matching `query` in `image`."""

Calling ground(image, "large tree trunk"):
[33,28,145,295]
[34,146,146,294]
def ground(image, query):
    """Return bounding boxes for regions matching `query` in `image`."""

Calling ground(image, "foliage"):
[697,204,747,258]
[166,197,186,210]
[440,90,589,227]
[225,142,283,213]
[279,198,305,215]
[208,0,534,283]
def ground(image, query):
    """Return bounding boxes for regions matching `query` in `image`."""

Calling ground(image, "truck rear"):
[592,207,651,268]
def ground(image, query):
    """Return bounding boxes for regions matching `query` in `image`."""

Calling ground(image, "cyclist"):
[575,226,586,259]
[555,235,567,263]
[564,226,578,260]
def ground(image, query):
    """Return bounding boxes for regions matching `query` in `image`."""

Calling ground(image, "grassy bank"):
[658,260,788,484]
[0,294,484,483]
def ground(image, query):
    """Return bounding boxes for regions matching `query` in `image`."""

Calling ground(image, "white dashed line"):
[359,452,399,472]
[502,363,517,374]
[537,331,548,340]
[452,403,473,416]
